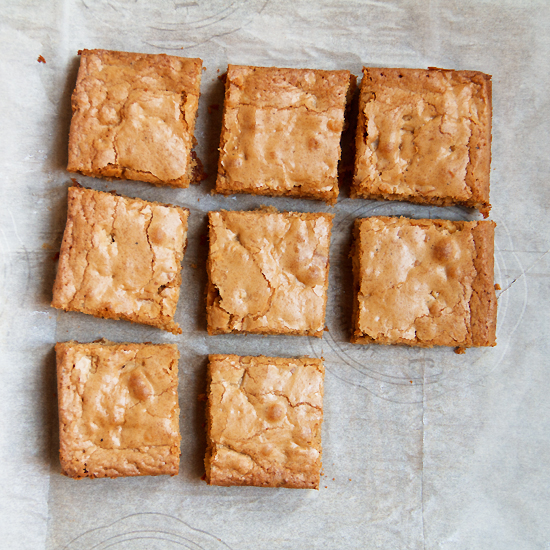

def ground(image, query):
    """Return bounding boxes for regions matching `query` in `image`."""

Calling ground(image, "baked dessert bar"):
[351,217,497,347]
[52,186,189,334]
[352,68,492,215]
[215,65,355,204]
[56,341,180,479]
[68,49,202,187]
[205,354,324,489]
[206,209,333,337]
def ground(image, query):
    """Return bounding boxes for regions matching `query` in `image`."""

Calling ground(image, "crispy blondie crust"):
[351,217,497,347]
[68,49,202,187]
[206,209,333,337]
[52,186,188,334]
[56,341,180,479]
[215,65,355,204]
[352,68,492,215]
[205,354,324,489]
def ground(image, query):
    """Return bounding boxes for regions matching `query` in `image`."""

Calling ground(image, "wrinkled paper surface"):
[1,1,549,548]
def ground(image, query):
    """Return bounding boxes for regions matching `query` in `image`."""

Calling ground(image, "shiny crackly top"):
[224,65,351,111]
[207,210,333,336]
[68,49,201,185]
[217,65,352,202]
[207,354,323,488]
[56,341,179,477]
[354,217,477,345]
[52,187,188,333]
[354,68,491,202]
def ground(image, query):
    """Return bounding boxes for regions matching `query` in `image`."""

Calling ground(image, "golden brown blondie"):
[56,341,180,479]
[216,65,355,204]
[52,186,189,334]
[352,68,492,215]
[205,354,324,488]
[351,216,497,347]
[206,209,333,337]
[68,49,202,187]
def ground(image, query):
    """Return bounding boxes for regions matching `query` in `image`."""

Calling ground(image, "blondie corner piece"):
[206,209,333,337]
[215,65,355,205]
[56,341,180,479]
[351,217,497,348]
[52,186,189,334]
[68,49,202,187]
[352,67,492,215]
[205,355,324,489]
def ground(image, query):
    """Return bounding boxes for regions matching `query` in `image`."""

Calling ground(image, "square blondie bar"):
[52,186,189,334]
[215,65,355,204]
[352,68,492,215]
[56,341,180,479]
[351,217,497,347]
[205,354,324,489]
[68,49,202,187]
[206,209,333,337]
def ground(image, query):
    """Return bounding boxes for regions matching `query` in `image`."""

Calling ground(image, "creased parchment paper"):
[1,1,549,548]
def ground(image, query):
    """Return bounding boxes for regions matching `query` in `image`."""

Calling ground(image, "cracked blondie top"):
[352,217,497,347]
[56,341,180,479]
[206,209,333,337]
[215,65,355,204]
[68,49,202,187]
[52,186,188,334]
[205,354,324,489]
[352,68,492,215]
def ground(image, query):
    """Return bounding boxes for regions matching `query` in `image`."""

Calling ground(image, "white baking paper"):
[1,1,549,548]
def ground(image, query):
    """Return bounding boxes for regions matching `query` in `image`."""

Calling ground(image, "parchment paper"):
[1,1,549,548]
